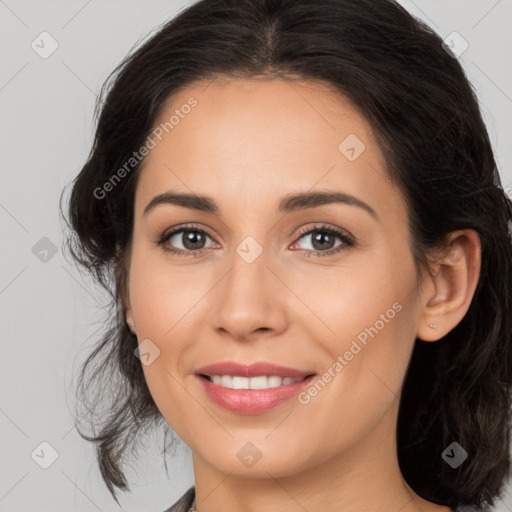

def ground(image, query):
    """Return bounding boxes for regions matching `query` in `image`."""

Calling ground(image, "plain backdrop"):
[1,0,512,511]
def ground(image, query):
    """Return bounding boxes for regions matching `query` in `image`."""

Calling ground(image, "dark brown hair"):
[60,0,512,508]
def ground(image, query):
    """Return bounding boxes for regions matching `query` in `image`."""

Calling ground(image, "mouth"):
[195,372,318,414]
[193,361,317,413]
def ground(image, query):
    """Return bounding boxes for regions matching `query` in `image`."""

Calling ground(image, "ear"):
[416,229,481,342]
[114,242,137,336]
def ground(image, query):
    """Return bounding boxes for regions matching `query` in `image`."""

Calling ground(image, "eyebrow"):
[143,190,379,221]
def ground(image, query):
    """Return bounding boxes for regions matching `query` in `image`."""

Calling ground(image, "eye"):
[157,223,217,257]
[291,224,355,257]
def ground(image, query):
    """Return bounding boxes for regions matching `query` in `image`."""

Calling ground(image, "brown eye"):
[170,229,208,250]
[292,224,355,257]
[157,224,216,256]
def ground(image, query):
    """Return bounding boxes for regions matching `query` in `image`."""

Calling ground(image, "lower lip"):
[195,374,317,414]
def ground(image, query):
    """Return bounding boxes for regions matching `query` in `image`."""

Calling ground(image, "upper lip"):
[195,361,316,378]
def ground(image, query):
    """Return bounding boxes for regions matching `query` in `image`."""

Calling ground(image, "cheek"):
[300,262,408,347]
[128,247,208,337]
[307,252,417,403]
[127,248,214,415]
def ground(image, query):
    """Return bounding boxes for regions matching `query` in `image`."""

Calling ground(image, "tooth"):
[282,377,295,385]
[220,375,232,388]
[249,376,268,389]
[232,376,250,389]
[267,376,283,388]
[212,375,222,385]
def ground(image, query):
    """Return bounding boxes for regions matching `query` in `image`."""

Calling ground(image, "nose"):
[213,245,288,342]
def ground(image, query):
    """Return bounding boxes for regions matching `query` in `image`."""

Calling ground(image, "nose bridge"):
[224,236,271,311]
[213,233,286,338]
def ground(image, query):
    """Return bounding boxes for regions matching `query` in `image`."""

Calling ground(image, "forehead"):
[134,77,402,223]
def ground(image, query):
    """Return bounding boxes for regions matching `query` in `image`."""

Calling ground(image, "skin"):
[122,77,481,512]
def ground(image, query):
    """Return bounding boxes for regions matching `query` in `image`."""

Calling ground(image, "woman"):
[60,0,512,511]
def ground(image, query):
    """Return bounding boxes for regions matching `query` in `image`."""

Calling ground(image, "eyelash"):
[156,223,355,258]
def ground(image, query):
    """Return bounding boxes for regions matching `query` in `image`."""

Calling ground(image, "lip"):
[196,373,317,414]
[194,361,315,379]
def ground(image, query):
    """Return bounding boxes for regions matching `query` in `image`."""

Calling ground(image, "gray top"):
[162,486,486,512]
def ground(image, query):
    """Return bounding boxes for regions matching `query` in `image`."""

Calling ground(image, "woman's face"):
[124,77,428,478]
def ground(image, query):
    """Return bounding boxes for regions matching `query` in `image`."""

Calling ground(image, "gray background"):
[1,0,511,511]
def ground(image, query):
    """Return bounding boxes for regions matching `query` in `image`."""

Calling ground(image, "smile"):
[196,374,317,414]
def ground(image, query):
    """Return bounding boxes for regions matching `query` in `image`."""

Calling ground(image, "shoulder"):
[161,486,195,512]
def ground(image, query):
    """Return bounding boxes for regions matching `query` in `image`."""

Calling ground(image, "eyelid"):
[294,223,353,242]
[157,223,217,247]
[159,222,211,240]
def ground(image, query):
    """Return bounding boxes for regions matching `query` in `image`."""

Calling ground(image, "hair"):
[59,0,512,508]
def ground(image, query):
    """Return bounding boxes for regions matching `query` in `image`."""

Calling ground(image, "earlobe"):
[416,229,481,342]
[125,309,137,335]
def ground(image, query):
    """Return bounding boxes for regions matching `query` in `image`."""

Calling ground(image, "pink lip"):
[195,361,315,378]
[196,373,317,414]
